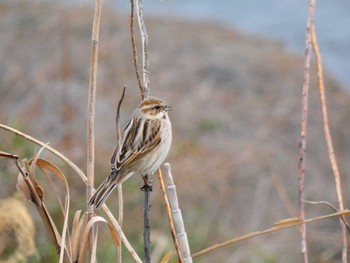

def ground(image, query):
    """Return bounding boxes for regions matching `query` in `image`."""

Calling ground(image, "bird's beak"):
[165,105,173,111]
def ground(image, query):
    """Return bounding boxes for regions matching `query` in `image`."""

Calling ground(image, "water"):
[115,0,350,90]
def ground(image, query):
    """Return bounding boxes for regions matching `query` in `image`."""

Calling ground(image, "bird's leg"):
[140,175,153,191]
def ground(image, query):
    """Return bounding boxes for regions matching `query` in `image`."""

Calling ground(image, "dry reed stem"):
[298,0,315,261]
[157,167,183,263]
[0,123,142,262]
[310,22,348,262]
[164,163,192,263]
[129,0,143,95]
[135,0,150,98]
[87,0,102,259]
[191,210,350,260]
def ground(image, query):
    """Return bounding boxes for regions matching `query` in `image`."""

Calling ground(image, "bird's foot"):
[140,184,153,191]
[140,175,153,191]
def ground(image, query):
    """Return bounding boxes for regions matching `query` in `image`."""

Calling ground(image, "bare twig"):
[129,0,143,96]
[87,0,102,259]
[191,210,350,260]
[298,0,315,262]
[135,0,150,98]
[310,22,348,262]
[143,175,152,263]
[133,0,152,261]
[157,167,183,263]
[115,86,126,263]
[304,200,350,233]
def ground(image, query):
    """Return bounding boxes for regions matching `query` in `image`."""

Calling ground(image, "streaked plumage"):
[88,96,172,209]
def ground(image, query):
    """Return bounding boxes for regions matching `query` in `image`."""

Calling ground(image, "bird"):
[88,96,172,209]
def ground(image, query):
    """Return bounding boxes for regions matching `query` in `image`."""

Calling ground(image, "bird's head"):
[138,96,172,120]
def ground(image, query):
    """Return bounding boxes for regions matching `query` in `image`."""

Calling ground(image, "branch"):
[298,0,315,261]
[310,21,348,262]
[132,0,152,261]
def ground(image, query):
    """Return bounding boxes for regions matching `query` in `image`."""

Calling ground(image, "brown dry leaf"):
[78,216,108,263]
[71,211,88,262]
[160,250,175,263]
[108,223,120,247]
[27,157,71,262]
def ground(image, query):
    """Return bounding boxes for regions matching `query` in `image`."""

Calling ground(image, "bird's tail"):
[88,175,117,210]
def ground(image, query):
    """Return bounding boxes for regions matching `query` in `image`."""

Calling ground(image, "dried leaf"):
[71,211,88,262]
[160,250,175,263]
[78,216,108,263]
[108,223,120,247]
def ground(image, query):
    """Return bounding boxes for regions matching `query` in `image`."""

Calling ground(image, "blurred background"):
[0,1,349,262]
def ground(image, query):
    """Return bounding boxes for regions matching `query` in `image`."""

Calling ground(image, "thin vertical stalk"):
[298,0,315,262]
[143,176,152,263]
[130,0,143,96]
[87,0,102,260]
[135,0,150,98]
[134,0,152,261]
[310,23,347,262]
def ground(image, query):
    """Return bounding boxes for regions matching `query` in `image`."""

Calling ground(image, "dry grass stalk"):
[129,0,143,94]
[86,0,102,259]
[298,0,315,261]
[157,167,183,262]
[304,200,350,232]
[164,163,192,263]
[135,0,150,98]
[191,210,350,260]
[310,22,348,262]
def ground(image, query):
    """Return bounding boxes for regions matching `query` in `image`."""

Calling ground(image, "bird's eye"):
[154,105,161,110]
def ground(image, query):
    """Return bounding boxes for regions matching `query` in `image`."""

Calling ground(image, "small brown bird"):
[88,96,172,209]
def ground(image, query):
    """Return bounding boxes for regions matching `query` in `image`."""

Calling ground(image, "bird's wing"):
[113,118,162,171]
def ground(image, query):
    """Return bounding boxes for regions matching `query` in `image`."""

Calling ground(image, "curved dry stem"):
[129,0,143,97]
[310,22,347,262]
[191,210,350,260]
